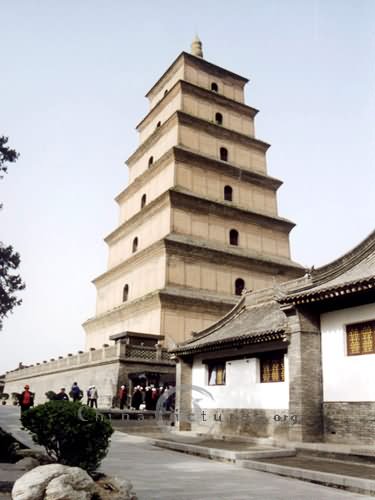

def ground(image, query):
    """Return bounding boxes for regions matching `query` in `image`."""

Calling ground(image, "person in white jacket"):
[88,385,98,408]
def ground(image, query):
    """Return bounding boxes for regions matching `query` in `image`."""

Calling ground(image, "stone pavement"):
[0,407,372,500]
[101,432,373,499]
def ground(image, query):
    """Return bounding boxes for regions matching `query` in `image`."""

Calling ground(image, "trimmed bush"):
[1,394,9,405]
[11,392,20,405]
[21,401,113,472]
[45,390,56,401]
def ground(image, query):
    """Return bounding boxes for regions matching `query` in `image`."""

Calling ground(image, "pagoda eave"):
[145,51,248,101]
[126,110,270,166]
[164,234,304,275]
[168,188,296,232]
[136,79,258,132]
[116,146,282,205]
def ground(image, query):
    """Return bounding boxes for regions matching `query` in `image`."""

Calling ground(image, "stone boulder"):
[94,476,138,500]
[11,464,95,500]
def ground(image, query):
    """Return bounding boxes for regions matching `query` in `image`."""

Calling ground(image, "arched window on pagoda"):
[148,156,154,168]
[220,147,228,161]
[211,82,218,92]
[229,229,239,246]
[132,237,138,253]
[122,284,129,302]
[235,278,245,296]
[141,194,146,209]
[215,112,223,125]
[224,185,233,202]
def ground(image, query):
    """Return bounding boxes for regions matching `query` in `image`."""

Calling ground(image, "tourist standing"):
[71,382,81,402]
[131,386,142,410]
[118,385,127,410]
[55,388,69,401]
[145,386,152,410]
[86,386,92,405]
[150,387,159,410]
[18,384,34,414]
[88,385,98,408]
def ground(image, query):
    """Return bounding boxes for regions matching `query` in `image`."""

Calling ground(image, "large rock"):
[11,464,95,500]
[94,476,138,500]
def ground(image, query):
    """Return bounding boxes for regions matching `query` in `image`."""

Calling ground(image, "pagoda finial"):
[191,35,203,58]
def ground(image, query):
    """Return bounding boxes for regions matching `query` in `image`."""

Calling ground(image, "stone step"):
[295,447,375,466]
[151,438,296,462]
[238,456,375,496]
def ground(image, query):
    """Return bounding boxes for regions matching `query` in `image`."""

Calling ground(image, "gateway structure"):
[83,38,303,350]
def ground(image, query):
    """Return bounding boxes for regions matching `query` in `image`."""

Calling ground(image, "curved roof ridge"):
[310,228,375,287]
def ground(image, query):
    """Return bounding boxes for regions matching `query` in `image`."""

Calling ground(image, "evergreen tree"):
[0,136,25,330]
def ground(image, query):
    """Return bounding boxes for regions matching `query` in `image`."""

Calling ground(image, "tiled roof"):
[172,298,287,355]
[281,229,375,304]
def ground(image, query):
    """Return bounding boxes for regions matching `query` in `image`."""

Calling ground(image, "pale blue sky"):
[1,1,374,373]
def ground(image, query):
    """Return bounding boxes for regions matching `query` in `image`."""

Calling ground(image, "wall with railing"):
[4,342,173,407]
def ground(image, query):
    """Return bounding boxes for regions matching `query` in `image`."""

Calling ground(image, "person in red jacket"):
[19,384,34,414]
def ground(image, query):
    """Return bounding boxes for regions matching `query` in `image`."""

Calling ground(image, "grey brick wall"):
[191,408,297,440]
[323,402,375,444]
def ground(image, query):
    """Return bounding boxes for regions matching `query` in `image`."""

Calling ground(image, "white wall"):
[321,303,375,402]
[191,355,289,409]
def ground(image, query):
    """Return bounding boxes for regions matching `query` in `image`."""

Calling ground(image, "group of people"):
[130,384,173,411]
[17,382,99,411]
[17,382,174,412]
[54,383,99,407]
[50,383,99,407]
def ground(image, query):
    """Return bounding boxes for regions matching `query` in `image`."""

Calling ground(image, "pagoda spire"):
[191,35,203,58]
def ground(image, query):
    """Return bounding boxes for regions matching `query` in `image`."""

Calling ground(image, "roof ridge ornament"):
[191,35,203,58]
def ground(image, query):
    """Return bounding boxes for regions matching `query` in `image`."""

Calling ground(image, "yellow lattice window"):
[262,361,271,383]
[260,355,285,383]
[208,363,226,385]
[347,321,375,356]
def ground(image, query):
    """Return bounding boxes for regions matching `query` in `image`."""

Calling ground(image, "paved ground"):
[0,407,372,500]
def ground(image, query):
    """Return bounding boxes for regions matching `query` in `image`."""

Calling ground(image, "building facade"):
[82,38,303,351]
[173,229,375,444]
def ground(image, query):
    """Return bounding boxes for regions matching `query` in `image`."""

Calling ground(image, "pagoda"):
[83,38,304,349]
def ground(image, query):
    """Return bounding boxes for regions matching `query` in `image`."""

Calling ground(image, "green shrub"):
[45,390,56,401]
[21,401,113,472]
[11,393,20,405]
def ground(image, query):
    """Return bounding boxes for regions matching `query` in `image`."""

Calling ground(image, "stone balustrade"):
[5,343,172,382]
